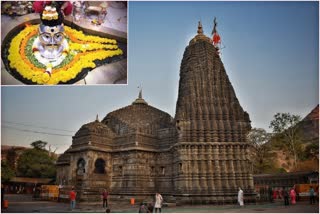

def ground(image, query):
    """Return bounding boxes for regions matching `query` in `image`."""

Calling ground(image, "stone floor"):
[1,1,127,85]
[2,194,319,213]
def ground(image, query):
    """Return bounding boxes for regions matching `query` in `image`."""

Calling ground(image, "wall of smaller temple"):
[110,150,174,196]
[56,165,70,185]
[157,127,177,150]
[58,150,111,201]
[111,151,153,195]
[154,152,174,195]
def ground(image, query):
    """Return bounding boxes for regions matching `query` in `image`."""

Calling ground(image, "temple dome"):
[74,116,115,138]
[102,91,174,135]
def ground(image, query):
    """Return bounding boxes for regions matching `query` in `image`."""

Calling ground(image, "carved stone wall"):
[111,151,153,194]
[110,150,174,196]
[61,150,112,201]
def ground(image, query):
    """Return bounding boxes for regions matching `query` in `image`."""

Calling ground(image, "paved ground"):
[2,194,319,213]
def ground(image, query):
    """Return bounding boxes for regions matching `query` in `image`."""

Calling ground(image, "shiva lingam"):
[32,5,68,74]
[36,23,67,60]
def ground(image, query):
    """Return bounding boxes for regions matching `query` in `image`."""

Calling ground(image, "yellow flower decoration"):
[7,24,124,85]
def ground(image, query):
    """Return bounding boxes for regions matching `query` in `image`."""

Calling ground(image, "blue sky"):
[1,1,319,153]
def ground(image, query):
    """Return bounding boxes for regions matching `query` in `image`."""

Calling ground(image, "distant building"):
[254,171,319,188]
[3,177,52,194]
[1,145,29,170]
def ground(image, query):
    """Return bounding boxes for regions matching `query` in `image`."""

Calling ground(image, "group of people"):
[67,186,318,211]
[69,187,163,213]
[277,186,317,206]
[281,187,297,206]
[68,187,110,211]
[138,192,163,213]
[239,186,316,207]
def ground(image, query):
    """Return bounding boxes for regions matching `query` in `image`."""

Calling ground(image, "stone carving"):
[76,158,86,175]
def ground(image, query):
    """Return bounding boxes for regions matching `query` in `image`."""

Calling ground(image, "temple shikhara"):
[56,21,255,204]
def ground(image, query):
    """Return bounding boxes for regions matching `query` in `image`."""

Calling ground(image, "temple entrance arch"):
[94,158,106,174]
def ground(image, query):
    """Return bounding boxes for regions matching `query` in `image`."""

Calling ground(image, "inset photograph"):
[1,1,127,85]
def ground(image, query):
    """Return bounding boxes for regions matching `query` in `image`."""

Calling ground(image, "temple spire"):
[96,114,99,122]
[197,21,203,34]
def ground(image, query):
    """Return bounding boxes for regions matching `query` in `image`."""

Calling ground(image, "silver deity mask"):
[39,24,65,46]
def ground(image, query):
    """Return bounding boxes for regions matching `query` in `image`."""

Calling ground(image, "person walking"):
[272,189,277,200]
[282,187,289,206]
[101,189,109,208]
[238,187,244,206]
[154,192,163,213]
[290,187,296,205]
[69,187,77,210]
[309,186,315,204]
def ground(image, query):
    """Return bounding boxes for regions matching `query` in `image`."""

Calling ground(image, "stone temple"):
[56,22,255,204]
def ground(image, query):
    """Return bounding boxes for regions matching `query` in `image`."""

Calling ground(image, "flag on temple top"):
[211,17,221,46]
[213,33,221,45]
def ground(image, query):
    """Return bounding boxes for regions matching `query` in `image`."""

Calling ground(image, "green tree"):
[247,128,273,173]
[31,140,48,150]
[16,141,56,178]
[269,113,302,168]
[1,160,15,182]
[7,147,17,170]
[304,142,319,161]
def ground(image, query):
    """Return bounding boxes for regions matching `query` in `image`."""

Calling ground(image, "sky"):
[1,1,319,154]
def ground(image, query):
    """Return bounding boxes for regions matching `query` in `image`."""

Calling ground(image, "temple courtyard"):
[2,194,318,213]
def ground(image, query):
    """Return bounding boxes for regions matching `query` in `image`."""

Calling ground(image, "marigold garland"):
[64,26,117,44]
[7,24,124,85]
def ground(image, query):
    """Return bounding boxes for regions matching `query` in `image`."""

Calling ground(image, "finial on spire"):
[96,114,99,122]
[138,84,142,99]
[197,21,203,34]
[132,84,148,105]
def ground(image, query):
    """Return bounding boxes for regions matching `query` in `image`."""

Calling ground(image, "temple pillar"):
[207,145,214,193]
